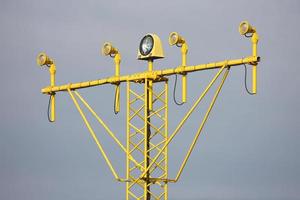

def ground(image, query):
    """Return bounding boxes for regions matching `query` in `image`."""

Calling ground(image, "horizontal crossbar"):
[41,56,259,94]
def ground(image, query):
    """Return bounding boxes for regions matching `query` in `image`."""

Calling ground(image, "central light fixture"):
[137,33,164,60]
[139,35,154,56]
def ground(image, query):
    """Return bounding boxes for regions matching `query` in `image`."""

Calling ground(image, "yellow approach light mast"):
[37,21,260,199]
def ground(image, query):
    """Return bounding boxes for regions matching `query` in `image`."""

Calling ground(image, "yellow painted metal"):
[168,32,186,46]
[174,68,230,181]
[73,90,146,174]
[137,33,164,60]
[169,32,188,104]
[101,42,121,112]
[238,21,259,94]
[164,81,168,200]
[36,52,53,66]
[39,23,260,199]
[102,42,119,56]
[131,64,228,185]
[41,56,259,94]
[74,91,124,150]
[114,53,121,113]
[115,53,121,77]
[67,88,121,180]
[126,79,168,199]
[126,81,130,200]
[252,32,259,94]
[239,21,256,36]
[49,63,56,122]
[144,79,148,200]
[181,43,188,103]
[148,60,153,111]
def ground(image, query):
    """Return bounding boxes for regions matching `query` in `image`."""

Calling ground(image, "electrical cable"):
[46,63,54,122]
[47,94,54,122]
[114,86,119,114]
[245,33,253,38]
[173,74,184,106]
[243,64,255,95]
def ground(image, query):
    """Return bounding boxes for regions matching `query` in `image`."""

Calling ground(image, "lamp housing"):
[36,52,53,66]
[137,33,164,60]
[239,21,256,35]
[102,42,119,56]
[169,32,185,46]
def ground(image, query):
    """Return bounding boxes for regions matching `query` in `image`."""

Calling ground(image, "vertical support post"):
[164,80,169,200]
[181,43,188,103]
[148,60,153,111]
[49,63,56,122]
[126,81,130,200]
[114,53,121,113]
[127,79,168,199]
[251,32,259,94]
[144,79,151,200]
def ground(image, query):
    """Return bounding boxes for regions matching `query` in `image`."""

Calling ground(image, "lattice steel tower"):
[37,21,260,199]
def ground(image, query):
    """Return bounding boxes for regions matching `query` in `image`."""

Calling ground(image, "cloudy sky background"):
[1,0,300,199]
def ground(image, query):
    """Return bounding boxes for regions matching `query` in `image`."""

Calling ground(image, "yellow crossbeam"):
[41,56,259,94]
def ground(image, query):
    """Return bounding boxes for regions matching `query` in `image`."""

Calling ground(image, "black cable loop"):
[173,74,184,106]
[110,53,118,58]
[244,64,255,95]
[113,86,119,114]
[47,94,54,122]
[245,33,253,38]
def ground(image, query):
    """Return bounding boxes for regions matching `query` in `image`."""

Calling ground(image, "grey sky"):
[0,0,300,199]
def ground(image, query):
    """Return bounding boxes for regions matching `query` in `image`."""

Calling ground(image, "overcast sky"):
[1,0,300,199]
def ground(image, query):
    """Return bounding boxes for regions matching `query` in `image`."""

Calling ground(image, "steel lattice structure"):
[126,80,168,199]
[38,21,260,199]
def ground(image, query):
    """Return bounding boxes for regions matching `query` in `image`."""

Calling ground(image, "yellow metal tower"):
[37,21,260,200]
